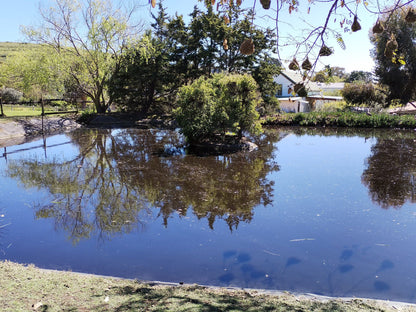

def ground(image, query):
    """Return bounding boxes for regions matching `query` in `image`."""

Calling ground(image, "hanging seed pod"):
[301,58,312,71]
[223,38,229,50]
[288,58,299,70]
[384,34,398,59]
[372,20,384,34]
[260,0,271,9]
[405,8,416,23]
[150,0,156,8]
[319,45,333,56]
[293,83,304,93]
[223,15,230,24]
[211,0,216,5]
[237,0,242,5]
[240,38,255,55]
[351,15,361,32]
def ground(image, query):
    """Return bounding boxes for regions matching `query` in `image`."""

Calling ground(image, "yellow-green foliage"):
[316,100,348,112]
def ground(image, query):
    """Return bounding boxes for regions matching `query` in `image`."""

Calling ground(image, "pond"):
[1,127,416,303]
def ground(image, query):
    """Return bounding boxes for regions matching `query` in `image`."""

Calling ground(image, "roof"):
[279,70,321,92]
[315,82,345,90]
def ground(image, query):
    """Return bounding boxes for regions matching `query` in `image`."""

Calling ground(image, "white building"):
[274,70,344,113]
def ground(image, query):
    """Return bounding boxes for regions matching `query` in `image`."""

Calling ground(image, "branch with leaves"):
[149,0,415,79]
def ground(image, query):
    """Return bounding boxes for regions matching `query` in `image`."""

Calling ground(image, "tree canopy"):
[149,0,415,79]
[109,1,281,115]
[371,4,416,103]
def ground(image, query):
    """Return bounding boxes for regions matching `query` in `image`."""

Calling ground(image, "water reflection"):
[362,137,416,209]
[6,128,281,243]
[272,126,416,209]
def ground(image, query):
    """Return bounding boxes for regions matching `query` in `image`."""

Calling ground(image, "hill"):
[0,41,41,62]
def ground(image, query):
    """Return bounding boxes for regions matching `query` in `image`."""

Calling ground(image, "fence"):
[0,98,81,117]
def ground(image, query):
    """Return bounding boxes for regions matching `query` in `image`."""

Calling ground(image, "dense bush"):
[264,111,416,128]
[341,82,389,108]
[0,87,23,103]
[175,73,262,144]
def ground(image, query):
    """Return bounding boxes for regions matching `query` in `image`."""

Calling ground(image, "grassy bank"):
[263,112,416,129]
[1,261,414,311]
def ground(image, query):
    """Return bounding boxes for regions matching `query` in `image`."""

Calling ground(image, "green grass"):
[0,104,78,117]
[0,260,413,311]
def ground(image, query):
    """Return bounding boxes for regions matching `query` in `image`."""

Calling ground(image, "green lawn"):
[0,104,79,117]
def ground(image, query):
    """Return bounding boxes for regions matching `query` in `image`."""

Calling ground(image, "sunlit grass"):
[0,104,78,117]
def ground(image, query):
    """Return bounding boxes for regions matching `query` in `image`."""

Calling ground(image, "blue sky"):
[0,0,379,73]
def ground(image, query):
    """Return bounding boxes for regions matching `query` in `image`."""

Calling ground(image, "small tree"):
[175,73,261,144]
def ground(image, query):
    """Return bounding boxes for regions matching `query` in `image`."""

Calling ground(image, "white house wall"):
[274,75,293,97]
[280,98,310,113]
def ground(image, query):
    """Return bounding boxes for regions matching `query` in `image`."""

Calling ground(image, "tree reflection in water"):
[6,128,281,243]
[277,126,416,210]
[362,136,416,209]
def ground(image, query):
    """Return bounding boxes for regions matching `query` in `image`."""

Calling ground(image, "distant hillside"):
[0,42,42,62]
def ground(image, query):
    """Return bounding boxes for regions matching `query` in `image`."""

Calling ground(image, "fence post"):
[0,97,3,117]
[41,96,45,116]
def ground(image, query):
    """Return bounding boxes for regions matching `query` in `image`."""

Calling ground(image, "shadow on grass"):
[108,284,321,312]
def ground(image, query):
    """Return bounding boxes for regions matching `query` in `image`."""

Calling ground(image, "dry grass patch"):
[1,261,415,311]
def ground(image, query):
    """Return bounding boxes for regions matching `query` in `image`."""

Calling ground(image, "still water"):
[1,127,416,302]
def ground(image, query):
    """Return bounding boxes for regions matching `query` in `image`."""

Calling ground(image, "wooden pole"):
[41,95,44,135]
[41,95,45,116]
[0,97,3,117]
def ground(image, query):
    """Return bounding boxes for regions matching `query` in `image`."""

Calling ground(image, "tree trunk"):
[93,96,106,113]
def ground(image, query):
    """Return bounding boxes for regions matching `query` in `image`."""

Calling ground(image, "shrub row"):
[263,112,416,128]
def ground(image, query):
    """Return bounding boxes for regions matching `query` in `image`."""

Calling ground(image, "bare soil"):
[0,115,80,147]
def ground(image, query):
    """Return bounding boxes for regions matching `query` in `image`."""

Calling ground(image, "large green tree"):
[109,3,184,114]
[23,0,144,113]
[149,0,416,78]
[111,1,280,114]
[371,6,416,104]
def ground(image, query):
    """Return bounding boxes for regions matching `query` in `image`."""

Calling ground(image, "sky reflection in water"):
[1,127,416,303]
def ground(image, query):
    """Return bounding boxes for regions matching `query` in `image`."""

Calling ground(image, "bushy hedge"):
[264,111,416,128]
[341,82,389,108]
[175,73,262,144]
[0,87,23,103]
